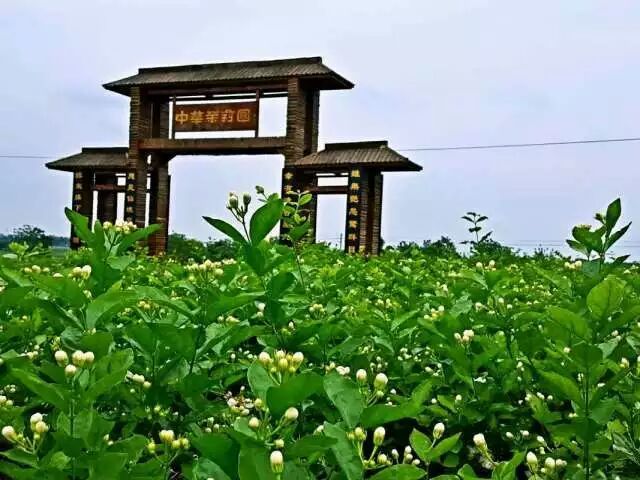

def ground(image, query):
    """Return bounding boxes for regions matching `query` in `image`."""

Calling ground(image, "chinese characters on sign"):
[172,102,258,132]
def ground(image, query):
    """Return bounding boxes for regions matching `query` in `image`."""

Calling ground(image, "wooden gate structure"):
[46,57,421,255]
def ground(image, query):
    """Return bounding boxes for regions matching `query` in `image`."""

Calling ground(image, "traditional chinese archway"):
[46,57,421,255]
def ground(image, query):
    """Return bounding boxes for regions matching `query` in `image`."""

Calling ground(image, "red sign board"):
[173,101,258,132]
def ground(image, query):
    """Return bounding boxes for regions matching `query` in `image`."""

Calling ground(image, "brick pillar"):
[304,90,320,155]
[70,169,94,248]
[148,158,170,254]
[127,87,152,228]
[281,78,314,240]
[95,173,117,224]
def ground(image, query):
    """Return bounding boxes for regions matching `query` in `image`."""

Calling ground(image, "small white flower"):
[473,433,486,449]
[433,422,445,440]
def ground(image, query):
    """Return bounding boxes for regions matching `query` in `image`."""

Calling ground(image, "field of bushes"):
[0,191,638,480]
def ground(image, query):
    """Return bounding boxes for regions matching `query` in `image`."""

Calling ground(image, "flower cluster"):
[103,220,137,234]
[55,349,95,377]
[69,265,92,280]
[2,413,50,453]
[147,429,189,454]
[126,371,152,390]
[258,350,305,379]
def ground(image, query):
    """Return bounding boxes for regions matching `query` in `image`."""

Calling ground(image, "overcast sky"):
[1,1,638,256]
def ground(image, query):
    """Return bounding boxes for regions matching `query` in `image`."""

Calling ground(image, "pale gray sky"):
[1,1,638,255]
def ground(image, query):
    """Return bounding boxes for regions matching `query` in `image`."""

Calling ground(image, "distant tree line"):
[0,225,68,250]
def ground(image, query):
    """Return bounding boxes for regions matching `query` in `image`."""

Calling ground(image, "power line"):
[398,136,640,152]
[2,136,640,160]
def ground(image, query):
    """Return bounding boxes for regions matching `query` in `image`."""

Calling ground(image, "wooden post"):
[345,167,363,254]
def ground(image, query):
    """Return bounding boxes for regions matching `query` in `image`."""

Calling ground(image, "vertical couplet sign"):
[173,101,258,132]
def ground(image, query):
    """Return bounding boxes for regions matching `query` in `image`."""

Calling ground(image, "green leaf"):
[85,289,139,329]
[267,372,323,417]
[268,271,295,299]
[323,422,364,480]
[426,434,461,463]
[10,368,68,410]
[107,434,148,463]
[65,208,93,245]
[238,445,276,480]
[192,433,239,479]
[369,465,425,480]
[605,198,621,232]
[32,275,88,309]
[249,198,283,245]
[587,276,625,320]
[491,452,524,480]
[410,429,432,462]
[193,458,233,480]
[115,224,160,255]
[85,349,133,402]
[287,435,337,458]
[547,307,589,339]
[539,371,583,406]
[87,452,128,480]
[288,220,311,242]
[203,217,247,244]
[248,362,277,400]
[323,373,364,429]
[361,401,423,428]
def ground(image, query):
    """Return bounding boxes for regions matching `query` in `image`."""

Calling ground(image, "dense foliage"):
[0,193,638,480]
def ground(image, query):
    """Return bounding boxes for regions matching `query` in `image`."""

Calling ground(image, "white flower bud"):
[544,457,556,470]
[159,429,175,443]
[270,450,284,473]
[83,351,95,365]
[34,421,48,434]
[258,352,272,366]
[65,364,77,377]
[373,427,385,446]
[30,413,43,425]
[284,407,299,422]
[2,426,16,441]
[71,350,85,366]
[526,452,538,468]
[248,417,260,429]
[433,422,445,440]
[54,350,68,365]
[291,352,304,366]
[473,433,487,449]
[373,373,388,390]
[356,369,367,383]
[274,438,285,449]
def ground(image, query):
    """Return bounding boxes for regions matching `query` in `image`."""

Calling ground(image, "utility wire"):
[397,136,640,152]
[2,136,640,159]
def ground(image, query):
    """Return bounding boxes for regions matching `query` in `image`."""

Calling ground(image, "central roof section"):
[103,56,354,95]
